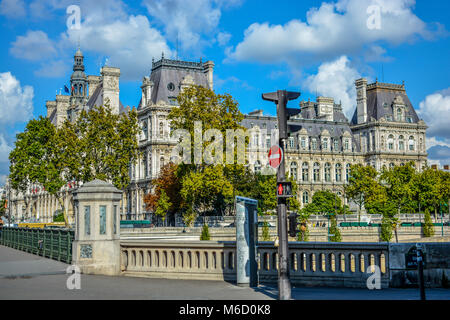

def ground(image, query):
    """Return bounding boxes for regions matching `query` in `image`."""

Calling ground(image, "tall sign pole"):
[262,90,300,300]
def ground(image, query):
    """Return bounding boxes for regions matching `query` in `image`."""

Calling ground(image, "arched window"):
[302,191,309,205]
[302,162,309,182]
[74,84,78,96]
[388,134,394,150]
[408,136,415,151]
[398,135,405,151]
[324,163,331,182]
[313,163,320,182]
[254,160,261,174]
[389,163,395,169]
[79,85,83,95]
[335,163,342,182]
[290,162,298,180]
[345,164,351,182]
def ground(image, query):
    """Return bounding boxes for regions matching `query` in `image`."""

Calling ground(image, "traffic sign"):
[268,145,283,169]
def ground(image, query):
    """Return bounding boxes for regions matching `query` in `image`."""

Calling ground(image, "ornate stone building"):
[124,56,214,220]
[6,53,428,223]
[7,49,125,224]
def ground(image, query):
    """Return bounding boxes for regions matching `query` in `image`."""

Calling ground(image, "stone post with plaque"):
[72,179,122,275]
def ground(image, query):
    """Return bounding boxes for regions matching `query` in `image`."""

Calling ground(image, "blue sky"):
[0,0,449,185]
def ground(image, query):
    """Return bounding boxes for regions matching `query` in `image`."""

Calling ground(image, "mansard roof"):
[351,81,420,124]
[148,58,209,105]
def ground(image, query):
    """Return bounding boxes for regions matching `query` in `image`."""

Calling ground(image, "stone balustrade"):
[120,240,237,281]
[120,240,390,288]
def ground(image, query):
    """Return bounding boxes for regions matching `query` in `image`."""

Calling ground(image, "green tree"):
[261,220,271,241]
[8,116,68,223]
[328,215,342,242]
[200,223,211,240]
[302,190,345,216]
[423,208,435,237]
[381,162,416,214]
[415,168,449,216]
[344,164,383,219]
[380,216,394,242]
[53,211,65,222]
[154,190,172,221]
[72,104,140,190]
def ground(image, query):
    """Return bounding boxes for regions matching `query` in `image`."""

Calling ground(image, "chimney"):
[203,61,215,90]
[355,78,368,124]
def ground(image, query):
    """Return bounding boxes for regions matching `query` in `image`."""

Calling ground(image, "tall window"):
[312,138,317,150]
[144,154,148,178]
[313,162,320,182]
[344,139,350,151]
[388,134,394,150]
[397,108,403,121]
[408,136,415,151]
[289,137,294,149]
[290,162,298,180]
[302,191,309,205]
[334,139,339,151]
[399,135,405,151]
[345,164,351,182]
[302,162,309,182]
[160,157,165,170]
[324,163,331,182]
[266,136,271,149]
[322,138,328,150]
[300,137,306,150]
[335,163,342,182]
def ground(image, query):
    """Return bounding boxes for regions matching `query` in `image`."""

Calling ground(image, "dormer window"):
[333,139,339,151]
[288,137,294,149]
[322,137,328,150]
[300,137,306,150]
[407,116,413,123]
[311,138,317,150]
[397,108,403,122]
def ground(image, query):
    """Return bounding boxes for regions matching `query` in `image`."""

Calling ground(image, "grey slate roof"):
[351,82,420,124]
[147,58,209,105]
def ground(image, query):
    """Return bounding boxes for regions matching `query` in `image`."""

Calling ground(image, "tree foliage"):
[328,215,342,242]
[423,208,435,237]
[200,223,211,240]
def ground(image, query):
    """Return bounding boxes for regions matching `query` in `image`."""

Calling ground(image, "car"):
[258,221,275,228]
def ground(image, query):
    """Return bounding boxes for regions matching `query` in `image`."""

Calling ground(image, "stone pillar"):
[72,179,122,276]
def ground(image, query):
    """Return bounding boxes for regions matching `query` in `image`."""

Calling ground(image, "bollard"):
[416,243,426,300]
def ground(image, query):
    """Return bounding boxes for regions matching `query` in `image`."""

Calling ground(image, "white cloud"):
[0,72,34,125]
[426,136,450,150]
[0,0,26,18]
[34,60,69,78]
[143,0,221,51]
[62,14,172,80]
[10,30,57,61]
[217,32,232,46]
[0,134,12,186]
[417,88,450,140]
[303,56,361,118]
[227,0,435,64]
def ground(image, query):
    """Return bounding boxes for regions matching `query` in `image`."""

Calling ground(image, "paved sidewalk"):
[1,245,449,300]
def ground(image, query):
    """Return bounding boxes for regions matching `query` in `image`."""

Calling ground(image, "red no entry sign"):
[268,145,283,169]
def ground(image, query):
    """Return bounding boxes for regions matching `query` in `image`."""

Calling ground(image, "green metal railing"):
[0,227,74,264]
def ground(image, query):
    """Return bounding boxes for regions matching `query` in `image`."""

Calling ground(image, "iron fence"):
[0,227,74,264]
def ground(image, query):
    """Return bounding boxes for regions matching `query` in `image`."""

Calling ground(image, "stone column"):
[72,179,122,276]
